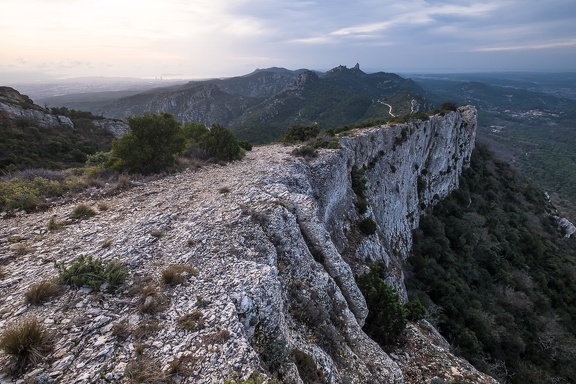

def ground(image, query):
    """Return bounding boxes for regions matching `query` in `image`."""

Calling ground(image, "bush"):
[109,113,186,174]
[404,299,427,321]
[24,280,61,305]
[358,217,377,236]
[357,262,407,346]
[291,146,317,158]
[56,255,127,291]
[0,317,52,374]
[200,124,244,162]
[282,124,320,143]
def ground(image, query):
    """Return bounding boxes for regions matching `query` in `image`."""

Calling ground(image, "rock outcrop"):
[0,107,497,383]
[0,86,128,136]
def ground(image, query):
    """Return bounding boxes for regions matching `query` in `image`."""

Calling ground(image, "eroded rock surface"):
[0,107,496,383]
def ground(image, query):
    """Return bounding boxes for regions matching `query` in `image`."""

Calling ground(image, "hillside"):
[0,87,128,172]
[0,108,498,383]
[42,65,434,143]
[407,145,576,383]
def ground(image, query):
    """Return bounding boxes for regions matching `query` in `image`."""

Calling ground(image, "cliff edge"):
[0,107,497,383]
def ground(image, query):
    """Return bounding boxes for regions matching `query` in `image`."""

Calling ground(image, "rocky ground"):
[0,118,498,383]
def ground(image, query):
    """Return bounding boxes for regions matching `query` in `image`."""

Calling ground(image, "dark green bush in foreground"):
[56,255,127,291]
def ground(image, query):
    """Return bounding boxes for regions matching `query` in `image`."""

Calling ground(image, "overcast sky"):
[2,0,575,80]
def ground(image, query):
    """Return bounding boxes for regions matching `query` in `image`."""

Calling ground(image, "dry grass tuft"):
[136,285,170,314]
[12,243,31,256]
[47,216,64,231]
[70,203,96,220]
[149,229,164,238]
[202,329,231,345]
[161,264,198,287]
[0,317,52,375]
[111,321,131,340]
[24,280,61,305]
[124,356,170,383]
[177,310,205,332]
[133,320,160,341]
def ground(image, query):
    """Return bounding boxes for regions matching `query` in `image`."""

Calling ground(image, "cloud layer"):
[1,0,575,78]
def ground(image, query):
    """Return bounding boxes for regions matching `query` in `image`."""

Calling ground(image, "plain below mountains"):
[39,65,435,143]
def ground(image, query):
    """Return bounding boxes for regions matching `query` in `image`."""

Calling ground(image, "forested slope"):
[406,145,576,383]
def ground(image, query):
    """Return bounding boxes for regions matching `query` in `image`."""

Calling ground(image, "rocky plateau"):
[0,106,500,383]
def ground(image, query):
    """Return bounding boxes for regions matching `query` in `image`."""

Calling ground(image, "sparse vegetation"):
[282,124,320,144]
[136,284,169,314]
[56,254,127,291]
[0,317,52,375]
[124,356,170,384]
[111,321,131,340]
[200,124,245,162]
[47,216,64,231]
[70,203,96,220]
[202,329,231,344]
[161,264,198,287]
[133,319,160,341]
[177,310,205,332]
[24,280,61,305]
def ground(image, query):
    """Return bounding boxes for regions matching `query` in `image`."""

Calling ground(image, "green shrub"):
[70,203,96,220]
[441,102,457,111]
[357,262,406,346]
[200,124,244,162]
[0,179,41,212]
[358,217,377,236]
[24,280,61,305]
[404,299,426,321]
[238,140,253,151]
[0,317,52,374]
[109,112,186,174]
[291,146,317,158]
[282,124,320,143]
[56,255,127,291]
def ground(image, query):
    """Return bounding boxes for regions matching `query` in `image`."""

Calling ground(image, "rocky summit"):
[0,106,497,383]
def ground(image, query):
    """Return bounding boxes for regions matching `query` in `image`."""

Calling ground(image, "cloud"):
[473,40,576,52]
[1,0,575,77]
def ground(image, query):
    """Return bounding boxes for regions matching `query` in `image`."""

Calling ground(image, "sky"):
[1,0,576,81]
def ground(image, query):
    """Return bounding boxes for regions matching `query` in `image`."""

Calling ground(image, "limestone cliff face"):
[309,106,477,297]
[0,107,496,384]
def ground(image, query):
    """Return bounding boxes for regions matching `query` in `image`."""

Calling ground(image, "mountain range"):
[39,65,435,143]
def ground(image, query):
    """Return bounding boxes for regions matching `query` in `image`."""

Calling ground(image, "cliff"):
[0,107,497,383]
